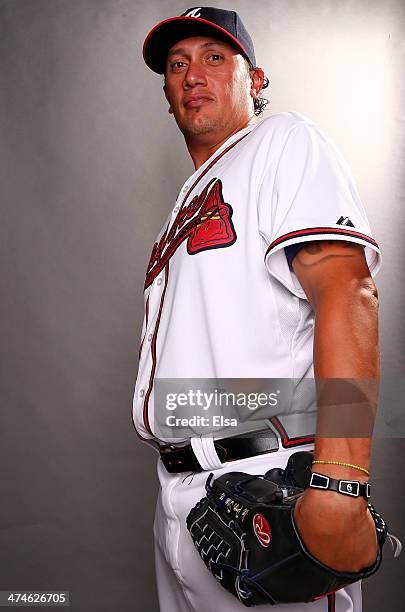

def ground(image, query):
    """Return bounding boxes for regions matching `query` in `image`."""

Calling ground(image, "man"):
[133,7,382,611]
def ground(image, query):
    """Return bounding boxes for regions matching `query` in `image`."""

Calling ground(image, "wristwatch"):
[309,472,371,500]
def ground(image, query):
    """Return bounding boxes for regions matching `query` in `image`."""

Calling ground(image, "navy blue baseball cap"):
[143,6,257,74]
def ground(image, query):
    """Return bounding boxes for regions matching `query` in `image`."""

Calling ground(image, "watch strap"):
[309,472,371,500]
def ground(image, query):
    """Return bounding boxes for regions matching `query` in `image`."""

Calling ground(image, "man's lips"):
[184,96,214,109]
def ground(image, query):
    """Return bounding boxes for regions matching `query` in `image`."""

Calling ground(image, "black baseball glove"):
[186,451,400,607]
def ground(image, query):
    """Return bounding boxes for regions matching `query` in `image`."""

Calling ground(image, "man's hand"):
[294,487,378,572]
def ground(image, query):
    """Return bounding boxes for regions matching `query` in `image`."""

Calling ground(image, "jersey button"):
[182,186,188,193]
[173,206,179,213]
[147,333,153,342]
[139,389,145,398]
[157,278,162,286]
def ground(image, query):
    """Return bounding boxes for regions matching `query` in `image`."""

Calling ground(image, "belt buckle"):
[159,443,192,473]
[159,444,178,455]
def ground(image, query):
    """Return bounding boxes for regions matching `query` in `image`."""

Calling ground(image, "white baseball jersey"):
[132,111,381,445]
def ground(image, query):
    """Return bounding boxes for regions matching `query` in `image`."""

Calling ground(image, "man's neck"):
[186,117,257,170]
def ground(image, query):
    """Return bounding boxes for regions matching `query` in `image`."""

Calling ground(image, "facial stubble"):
[178,79,249,138]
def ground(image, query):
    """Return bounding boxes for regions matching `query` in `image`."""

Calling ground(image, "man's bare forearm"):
[312,281,379,477]
[293,282,380,572]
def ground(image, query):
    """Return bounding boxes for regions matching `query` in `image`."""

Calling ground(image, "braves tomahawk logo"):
[145,178,237,288]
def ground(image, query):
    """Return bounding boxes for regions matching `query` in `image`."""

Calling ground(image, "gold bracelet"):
[312,460,370,476]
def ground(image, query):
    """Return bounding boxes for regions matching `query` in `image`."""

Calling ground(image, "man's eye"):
[172,61,186,71]
[209,54,222,62]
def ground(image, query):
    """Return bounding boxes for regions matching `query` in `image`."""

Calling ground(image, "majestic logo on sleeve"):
[145,178,236,288]
[336,215,355,227]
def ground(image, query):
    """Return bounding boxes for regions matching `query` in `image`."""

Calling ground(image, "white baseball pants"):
[153,443,362,612]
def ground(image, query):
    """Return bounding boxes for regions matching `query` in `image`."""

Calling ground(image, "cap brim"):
[143,16,249,74]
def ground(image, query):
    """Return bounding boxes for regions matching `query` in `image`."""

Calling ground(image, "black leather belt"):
[159,430,280,473]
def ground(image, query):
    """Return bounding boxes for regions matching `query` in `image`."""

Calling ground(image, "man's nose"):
[183,62,207,88]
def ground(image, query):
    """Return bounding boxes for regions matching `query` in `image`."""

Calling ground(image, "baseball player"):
[132,7,382,611]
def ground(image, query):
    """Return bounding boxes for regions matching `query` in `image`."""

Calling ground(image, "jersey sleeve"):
[260,119,382,299]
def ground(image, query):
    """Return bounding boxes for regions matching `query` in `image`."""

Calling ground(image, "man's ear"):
[163,84,173,114]
[249,68,266,99]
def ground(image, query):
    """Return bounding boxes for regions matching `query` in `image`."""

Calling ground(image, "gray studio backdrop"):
[0,1,404,611]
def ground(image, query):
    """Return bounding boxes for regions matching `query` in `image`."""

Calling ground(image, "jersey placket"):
[134,131,253,441]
